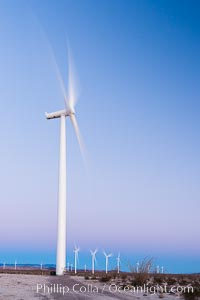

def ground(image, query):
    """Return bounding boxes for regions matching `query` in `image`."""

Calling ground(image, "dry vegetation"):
[71,257,200,300]
[1,261,200,299]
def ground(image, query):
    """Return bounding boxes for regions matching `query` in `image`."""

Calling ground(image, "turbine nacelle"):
[45,108,75,120]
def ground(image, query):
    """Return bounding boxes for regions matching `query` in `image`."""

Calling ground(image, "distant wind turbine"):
[136,261,139,273]
[103,252,112,274]
[40,262,43,270]
[156,265,160,274]
[116,253,121,274]
[90,249,98,274]
[70,263,73,272]
[14,260,17,270]
[84,264,87,272]
[74,246,80,274]
[161,266,164,274]
[46,46,85,276]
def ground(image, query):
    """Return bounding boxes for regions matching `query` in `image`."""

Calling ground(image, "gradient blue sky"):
[0,0,199,273]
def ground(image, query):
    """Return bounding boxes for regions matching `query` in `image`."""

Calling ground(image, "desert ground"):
[1,271,199,300]
[0,273,49,300]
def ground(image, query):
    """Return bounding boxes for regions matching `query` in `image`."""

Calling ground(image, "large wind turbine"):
[45,48,84,276]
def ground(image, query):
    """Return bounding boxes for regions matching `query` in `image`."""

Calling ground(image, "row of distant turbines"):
[69,249,164,275]
[71,247,119,274]
[135,262,164,274]
[1,252,164,275]
[0,250,118,275]
[1,261,17,270]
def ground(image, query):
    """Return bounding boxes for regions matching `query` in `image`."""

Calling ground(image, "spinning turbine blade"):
[67,45,79,112]
[70,114,86,164]
[50,49,68,108]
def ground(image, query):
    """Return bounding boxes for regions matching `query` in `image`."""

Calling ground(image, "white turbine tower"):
[14,260,17,270]
[103,252,112,274]
[46,47,84,276]
[74,246,80,274]
[90,249,98,274]
[116,253,121,274]
[40,262,43,270]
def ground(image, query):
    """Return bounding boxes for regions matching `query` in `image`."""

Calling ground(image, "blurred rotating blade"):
[50,48,68,108]
[67,46,79,112]
[70,114,86,165]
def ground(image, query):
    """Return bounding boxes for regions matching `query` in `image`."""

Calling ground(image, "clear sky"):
[0,0,199,273]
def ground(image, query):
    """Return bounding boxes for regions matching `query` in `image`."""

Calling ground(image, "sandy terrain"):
[0,273,184,300]
[0,273,51,300]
